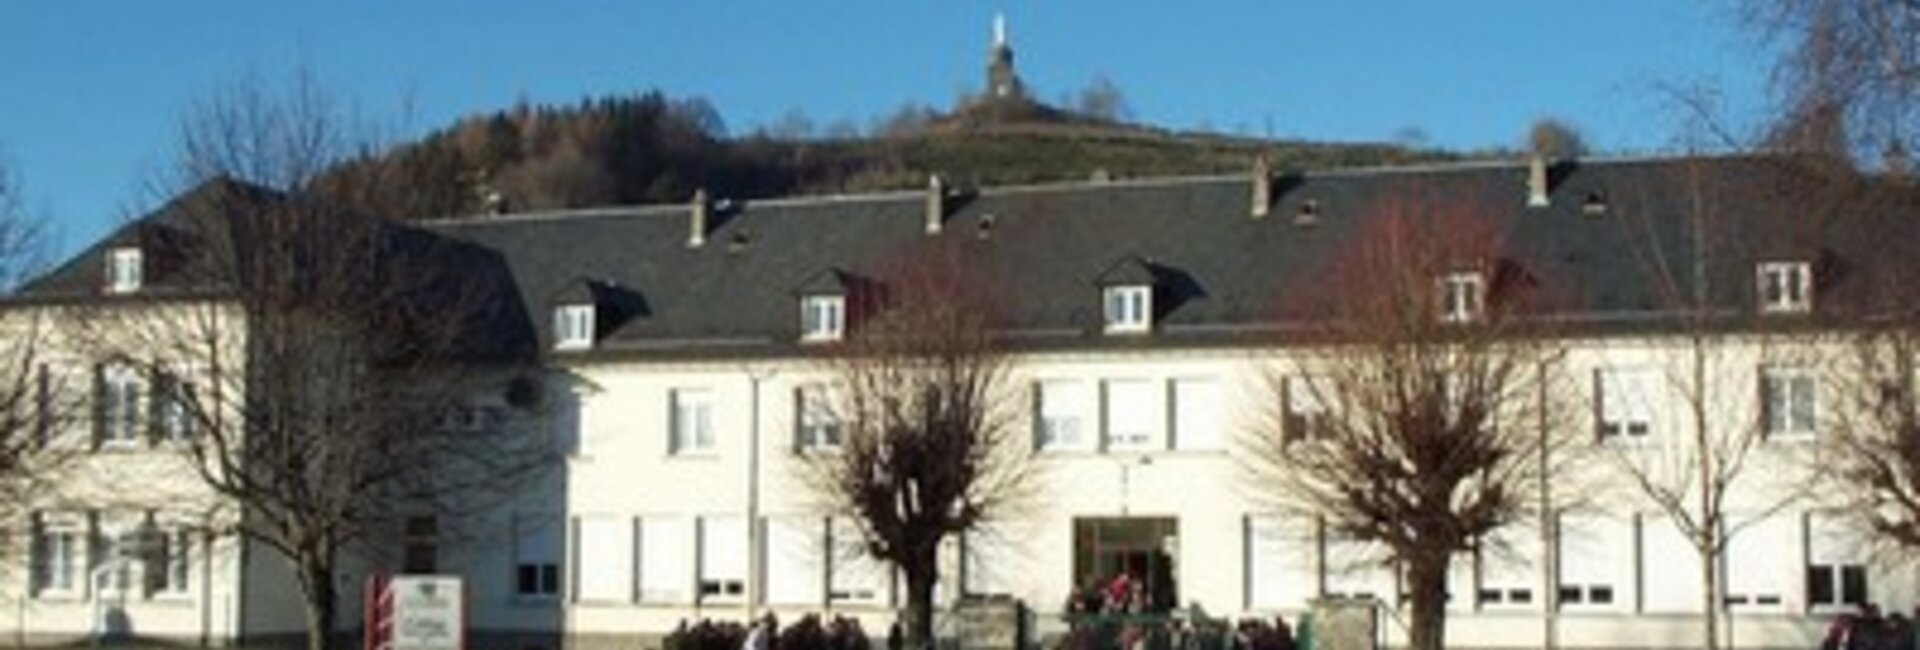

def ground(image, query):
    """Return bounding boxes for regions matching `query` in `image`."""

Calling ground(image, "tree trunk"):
[1405,551,1451,650]
[901,550,938,650]
[297,552,339,650]
[1700,544,1720,650]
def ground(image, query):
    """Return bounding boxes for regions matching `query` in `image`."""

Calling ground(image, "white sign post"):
[389,576,465,650]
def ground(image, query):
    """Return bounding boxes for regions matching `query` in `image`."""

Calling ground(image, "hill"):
[321,90,1467,222]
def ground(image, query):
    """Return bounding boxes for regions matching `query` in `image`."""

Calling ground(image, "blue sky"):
[1,1,1773,259]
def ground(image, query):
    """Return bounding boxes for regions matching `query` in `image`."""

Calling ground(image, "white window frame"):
[1101,379,1156,451]
[1595,367,1655,441]
[1035,380,1089,451]
[1757,261,1812,314]
[795,384,842,452]
[697,516,747,603]
[553,304,595,350]
[1103,285,1152,334]
[1439,272,1484,324]
[1282,375,1331,445]
[147,523,193,598]
[30,513,80,598]
[800,295,846,342]
[1761,366,1818,438]
[1809,512,1870,612]
[1170,378,1223,451]
[99,363,142,447]
[106,247,142,294]
[152,371,195,443]
[670,388,716,455]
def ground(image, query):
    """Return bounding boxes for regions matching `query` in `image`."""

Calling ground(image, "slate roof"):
[15,155,1918,362]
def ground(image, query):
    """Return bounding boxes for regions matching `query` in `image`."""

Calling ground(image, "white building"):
[1,153,1913,650]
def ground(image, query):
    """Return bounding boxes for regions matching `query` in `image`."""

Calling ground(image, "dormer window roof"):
[1758,261,1812,314]
[1439,271,1484,324]
[1096,256,1159,335]
[553,304,595,350]
[106,247,142,294]
[796,268,865,343]
[800,295,845,342]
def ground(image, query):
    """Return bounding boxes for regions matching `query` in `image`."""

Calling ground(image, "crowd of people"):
[1824,605,1920,650]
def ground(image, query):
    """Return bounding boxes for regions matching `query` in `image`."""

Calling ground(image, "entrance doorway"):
[1072,517,1177,613]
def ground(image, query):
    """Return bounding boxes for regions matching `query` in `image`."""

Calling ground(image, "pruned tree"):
[77,71,553,650]
[0,155,78,564]
[1246,190,1571,650]
[799,246,1032,650]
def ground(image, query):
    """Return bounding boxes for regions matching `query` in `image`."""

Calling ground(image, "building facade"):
[1,153,1915,650]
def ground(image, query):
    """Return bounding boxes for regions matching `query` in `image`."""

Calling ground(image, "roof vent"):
[976,214,996,240]
[1581,191,1608,218]
[688,188,710,248]
[1294,199,1321,227]
[925,174,947,235]
[1527,155,1550,208]
[1251,156,1275,218]
[729,228,752,254]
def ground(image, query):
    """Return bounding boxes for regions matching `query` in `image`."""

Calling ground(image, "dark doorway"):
[1072,517,1178,612]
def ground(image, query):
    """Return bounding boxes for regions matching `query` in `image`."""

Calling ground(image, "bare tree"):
[0,155,79,563]
[1074,74,1133,123]
[1745,0,1920,166]
[1246,189,1571,650]
[798,246,1032,649]
[1599,155,1823,650]
[77,72,552,650]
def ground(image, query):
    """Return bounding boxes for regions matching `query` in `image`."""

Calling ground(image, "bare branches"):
[1245,190,1573,650]
[797,244,1031,649]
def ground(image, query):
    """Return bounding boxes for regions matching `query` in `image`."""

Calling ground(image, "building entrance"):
[1071,517,1178,613]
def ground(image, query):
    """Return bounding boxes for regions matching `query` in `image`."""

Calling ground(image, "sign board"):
[388,576,465,650]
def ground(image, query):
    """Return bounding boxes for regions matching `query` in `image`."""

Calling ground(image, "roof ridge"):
[421,152,1764,228]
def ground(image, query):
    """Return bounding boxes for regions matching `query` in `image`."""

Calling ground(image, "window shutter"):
[27,512,46,595]
[33,364,49,450]
[90,364,106,451]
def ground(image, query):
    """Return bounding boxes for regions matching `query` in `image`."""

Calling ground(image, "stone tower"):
[986,13,1023,99]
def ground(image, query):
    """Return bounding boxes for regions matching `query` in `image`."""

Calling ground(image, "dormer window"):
[1758,261,1812,314]
[553,305,595,350]
[1103,285,1152,334]
[1439,272,1484,324]
[801,295,845,342]
[106,248,142,294]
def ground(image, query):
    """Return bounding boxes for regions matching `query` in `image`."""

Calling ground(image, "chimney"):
[1251,155,1274,218]
[688,188,710,248]
[925,174,946,235]
[1526,154,1550,208]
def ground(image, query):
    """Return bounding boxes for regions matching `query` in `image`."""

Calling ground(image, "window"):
[1595,368,1655,440]
[800,295,845,342]
[795,385,841,451]
[575,515,631,602]
[1439,272,1484,324]
[29,514,78,596]
[1245,515,1316,610]
[152,373,195,442]
[963,527,1018,597]
[670,388,715,454]
[1758,261,1812,314]
[513,515,561,598]
[1171,378,1222,451]
[96,363,141,446]
[402,516,438,574]
[639,517,690,603]
[698,516,746,602]
[1282,376,1330,444]
[1035,380,1088,450]
[829,518,886,604]
[1325,532,1393,602]
[766,516,826,605]
[553,304,595,350]
[148,525,192,596]
[1762,367,1817,437]
[1809,513,1870,610]
[1640,515,1705,613]
[1477,525,1538,609]
[1724,513,1791,611]
[1556,513,1628,610]
[1103,285,1152,333]
[1102,379,1155,450]
[106,247,141,293]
